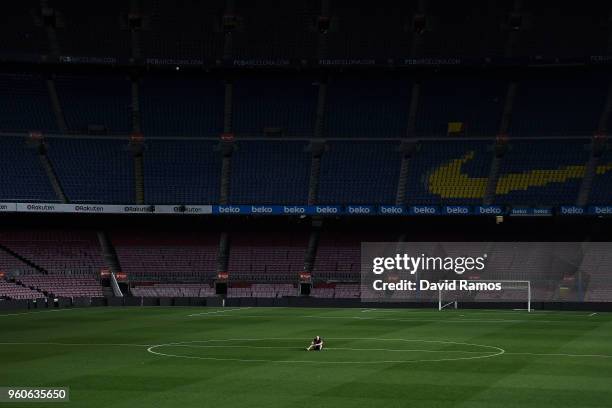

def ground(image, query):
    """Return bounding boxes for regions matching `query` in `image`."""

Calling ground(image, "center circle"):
[146,338,505,364]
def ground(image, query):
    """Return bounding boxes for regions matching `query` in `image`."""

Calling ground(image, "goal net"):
[437,280,531,312]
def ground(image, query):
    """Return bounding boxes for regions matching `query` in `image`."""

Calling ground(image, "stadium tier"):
[112,232,218,282]
[0,231,105,276]
[144,140,221,204]
[0,279,45,299]
[493,139,592,206]
[45,138,135,204]
[405,140,493,205]
[324,78,412,138]
[230,141,311,204]
[227,233,308,282]
[415,78,505,137]
[0,73,56,132]
[131,283,216,298]
[509,77,607,137]
[139,77,224,138]
[318,141,401,204]
[17,275,104,298]
[55,75,132,133]
[233,79,317,137]
[1,134,611,206]
[0,136,57,202]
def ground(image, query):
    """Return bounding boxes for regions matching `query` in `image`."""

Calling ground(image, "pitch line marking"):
[0,309,76,317]
[0,340,610,360]
[0,341,153,347]
[192,313,567,324]
[165,344,489,354]
[188,307,252,317]
[505,352,612,358]
[146,337,506,364]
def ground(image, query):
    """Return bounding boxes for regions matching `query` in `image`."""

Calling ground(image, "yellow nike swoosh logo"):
[428,151,612,198]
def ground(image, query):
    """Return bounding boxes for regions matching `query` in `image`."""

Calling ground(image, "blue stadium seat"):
[0,73,56,132]
[144,140,221,204]
[510,77,607,137]
[56,75,132,133]
[46,138,134,204]
[325,78,411,138]
[0,136,56,202]
[233,79,317,137]
[416,78,505,137]
[230,141,311,204]
[318,141,401,204]
[140,77,224,137]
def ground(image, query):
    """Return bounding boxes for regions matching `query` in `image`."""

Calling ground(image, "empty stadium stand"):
[233,78,317,137]
[55,75,132,133]
[0,136,57,202]
[230,141,311,204]
[0,280,45,299]
[131,283,215,298]
[46,137,134,204]
[0,230,105,276]
[0,74,56,132]
[415,78,505,137]
[112,232,218,282]
[144,140,221,204]
[18,275,103,298]
[494,139,591,206]
[324,78,411,138]
[509,77,607,137]
[139,77,224,137]
[405,140,492,205]
[318,141,401,204]
[227,233,307,282]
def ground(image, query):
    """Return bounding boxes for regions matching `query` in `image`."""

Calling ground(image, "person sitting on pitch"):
[306,336,324,351]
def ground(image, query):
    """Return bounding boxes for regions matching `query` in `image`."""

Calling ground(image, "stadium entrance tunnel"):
[147,338,504,364]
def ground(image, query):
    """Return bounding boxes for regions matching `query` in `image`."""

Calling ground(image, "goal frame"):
[437,280,531,312]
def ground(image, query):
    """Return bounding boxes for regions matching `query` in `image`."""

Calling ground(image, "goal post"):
[437,280,531,312]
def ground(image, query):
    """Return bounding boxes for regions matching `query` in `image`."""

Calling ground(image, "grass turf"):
[1,306,612,408]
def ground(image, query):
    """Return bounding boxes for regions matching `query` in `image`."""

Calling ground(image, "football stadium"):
[2,0,612,407]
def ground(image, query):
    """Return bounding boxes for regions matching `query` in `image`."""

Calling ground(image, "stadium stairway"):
[0,243,48,275]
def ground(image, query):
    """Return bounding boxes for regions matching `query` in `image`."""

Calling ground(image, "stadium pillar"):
[217,232,230,283]
[484,81,516,205]
[46,78,68,133]
[307,142,326,205]
[219,141,235,205]
[395,141,417,205]
[223,81,233,134]
[314,80,327,139]
[129,136,145,204]
[130,79,141,133]
[303,220,321,275]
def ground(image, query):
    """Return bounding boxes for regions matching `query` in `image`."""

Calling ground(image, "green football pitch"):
[1,306,612,408]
